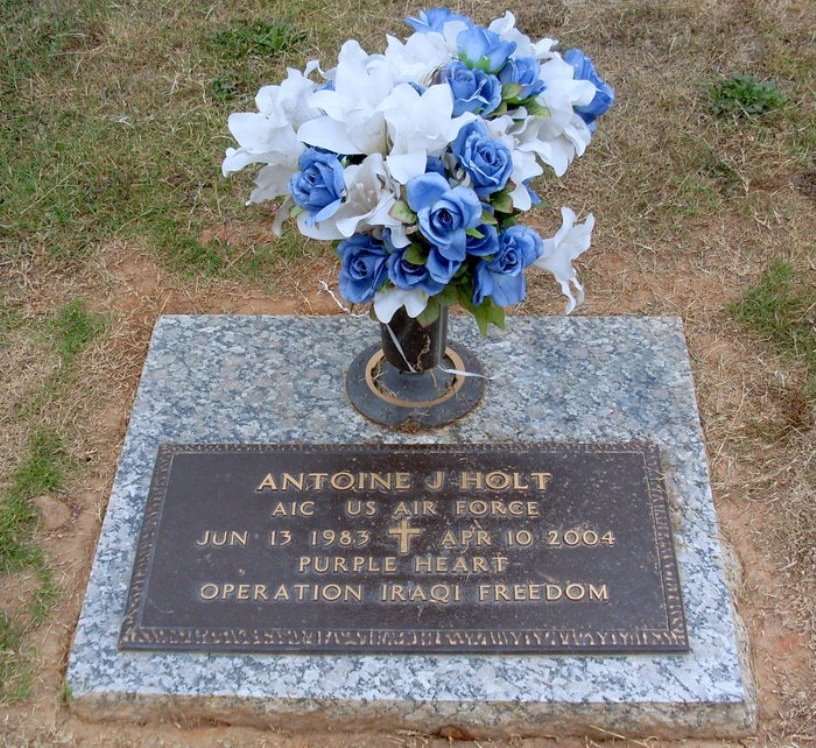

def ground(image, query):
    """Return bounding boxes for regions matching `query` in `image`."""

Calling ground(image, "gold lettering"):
[200,583,218,600]
[565,583,586,600]
[425,471,445,490]
[299,556,397,574]
[531,472,552,490]
[257,473,277,490]
[271,501,314,517]
[330,472,355,490]
[513,472,529,489]
[589,584,609,601]
[369,473,392,490]
[459,471,483,489]
[455,499,539,517]
[199,583,270,601]
[546,584,563,600]
[281,473,304,490]
[346,500,377,516]
[485,471,511,490]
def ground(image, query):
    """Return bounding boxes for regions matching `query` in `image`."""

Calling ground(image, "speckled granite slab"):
[67,315,756,738]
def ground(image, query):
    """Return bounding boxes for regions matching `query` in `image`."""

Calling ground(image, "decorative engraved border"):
[119,442,689,654]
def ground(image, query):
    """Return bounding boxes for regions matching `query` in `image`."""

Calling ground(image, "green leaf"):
[457,285,475,312]
[466,298,507,336]
[417,297,441,327]
[480,209,498,225]
[487,300,506,330]
[437,284,459,307]
[404,243,426,266]
[390,200,417,224]
[491,192,513,214]
[289,205,304,218]
[524,100,550,118]
[501,83,523,101]
[471,302,491,336]
[465,227,484,239]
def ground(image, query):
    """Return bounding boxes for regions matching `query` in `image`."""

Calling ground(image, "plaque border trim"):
[119,442,689,655]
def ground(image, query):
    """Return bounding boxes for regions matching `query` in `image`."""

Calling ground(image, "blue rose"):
[386,246,445,296]
[441,61,501,116]
[288,148,345,224]
[457,26,516,73]
[498,56,545,100]
[466,223,499,257]
[406,8,472,34]
[336,234,389,303]
[406,172,482,261]
[472,226,543,306]
[563,48,614,125]
[451,121,513,198]
[425,155,447,178]
[426,248,462,284]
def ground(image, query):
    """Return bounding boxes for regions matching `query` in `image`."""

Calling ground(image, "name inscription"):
[119,443,688,654]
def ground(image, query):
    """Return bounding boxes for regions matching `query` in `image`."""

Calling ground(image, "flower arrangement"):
[223,8,613,333]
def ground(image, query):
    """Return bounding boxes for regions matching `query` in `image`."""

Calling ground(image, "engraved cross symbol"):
[387,519,423,554]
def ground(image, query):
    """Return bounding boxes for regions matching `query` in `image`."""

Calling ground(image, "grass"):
[48,300,106,368]
[709,73,787,117]
[0,428,66,575]
[0,0,326,278]
[731,262,816,399]
[0,427,64,700]
[0,612,29,703]
[208,20,306,59]
[0,299,102,700]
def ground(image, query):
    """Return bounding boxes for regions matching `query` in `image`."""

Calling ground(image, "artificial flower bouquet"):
[223,8,613,333]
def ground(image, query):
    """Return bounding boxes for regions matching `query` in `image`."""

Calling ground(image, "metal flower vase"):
[345,306,485,430]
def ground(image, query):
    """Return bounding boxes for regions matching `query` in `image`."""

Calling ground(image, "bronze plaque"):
[119,443,688,654]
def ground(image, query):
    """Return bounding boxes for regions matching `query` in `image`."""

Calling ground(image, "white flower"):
[221,66,320,202]
[297,40,395,155]
[380,32,452,85]
[381,83,475,183]
[255,67,320,128]
[374,287,429,323]
[508,149,544,210]
[488,12,556,59]
[532,207,595,313]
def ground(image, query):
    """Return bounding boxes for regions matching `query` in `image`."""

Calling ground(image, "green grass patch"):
[0,611,29,703]
[709,74,787,118]
[0,425,64,701]
[208,20,306,59]
[0,428,67,576]
[47,300,106,368]
[731,262,816,399]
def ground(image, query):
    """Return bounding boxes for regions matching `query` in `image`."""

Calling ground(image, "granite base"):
[67,315,756,738]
